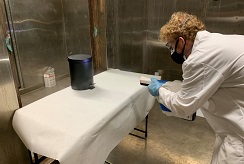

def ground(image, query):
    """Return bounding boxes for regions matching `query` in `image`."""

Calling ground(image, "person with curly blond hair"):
[148,11,244,163]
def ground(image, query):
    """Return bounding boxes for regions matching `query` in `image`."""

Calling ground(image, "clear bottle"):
[44,67,56,87]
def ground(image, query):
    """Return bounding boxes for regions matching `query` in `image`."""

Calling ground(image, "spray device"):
[140,76,196,121]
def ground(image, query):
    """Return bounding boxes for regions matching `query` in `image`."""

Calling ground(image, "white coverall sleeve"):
[158,61,224,118]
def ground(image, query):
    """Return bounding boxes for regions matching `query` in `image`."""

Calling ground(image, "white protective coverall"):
[158,30,244,163]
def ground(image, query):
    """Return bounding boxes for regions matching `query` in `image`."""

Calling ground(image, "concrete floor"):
[21,77,215,164]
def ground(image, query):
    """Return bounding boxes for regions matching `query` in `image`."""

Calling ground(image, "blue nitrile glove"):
[158,80,168,85]
[148,77,167,96]
[158,80,171,112]
[159,103,172,112]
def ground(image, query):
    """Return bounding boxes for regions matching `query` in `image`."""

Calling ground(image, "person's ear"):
[178,37,185,45]
[177,37,185,50]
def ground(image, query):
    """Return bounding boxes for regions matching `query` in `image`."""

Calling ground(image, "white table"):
[12,69,155,164]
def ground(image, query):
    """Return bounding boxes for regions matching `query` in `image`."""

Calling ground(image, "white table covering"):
[12,69,155,164]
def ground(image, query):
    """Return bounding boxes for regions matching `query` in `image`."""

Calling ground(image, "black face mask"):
[171,39,186,64]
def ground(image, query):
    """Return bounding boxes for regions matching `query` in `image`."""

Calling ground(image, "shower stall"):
[0,0,244,163]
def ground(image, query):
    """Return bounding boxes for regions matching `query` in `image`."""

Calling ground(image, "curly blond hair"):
[159,12,206,42]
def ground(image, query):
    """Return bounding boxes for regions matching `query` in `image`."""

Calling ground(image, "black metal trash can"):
[68,54,94,90]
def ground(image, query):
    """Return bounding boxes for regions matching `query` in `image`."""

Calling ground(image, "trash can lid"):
[68,54,92,63]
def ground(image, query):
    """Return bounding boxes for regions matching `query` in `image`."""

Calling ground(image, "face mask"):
[171,39,186,64]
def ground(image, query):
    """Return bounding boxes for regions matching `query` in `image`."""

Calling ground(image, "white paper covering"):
[13,69,155,164]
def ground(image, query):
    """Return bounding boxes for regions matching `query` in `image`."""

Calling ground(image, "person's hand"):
[148,77,165,96]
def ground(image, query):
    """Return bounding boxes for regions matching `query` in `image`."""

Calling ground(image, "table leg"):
[28,150,34,164]
[28,150,60,164]
[34,153,39,164]
[130,114,148,139]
